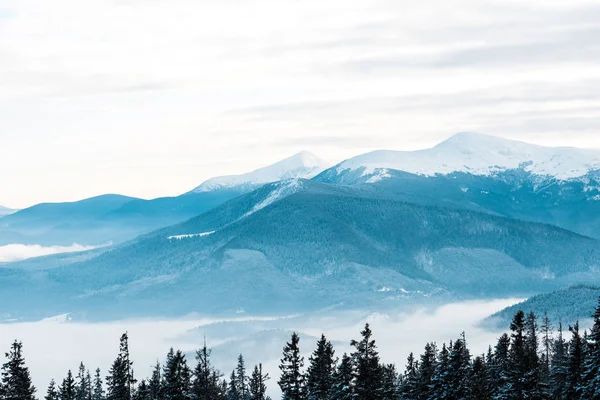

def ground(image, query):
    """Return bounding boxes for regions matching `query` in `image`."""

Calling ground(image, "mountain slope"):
[192,151,331,192]
[0,153,330,247]
[3,180,600,321]
[317,132,600,185]
[318,169,600,239]
[484,285,600,329]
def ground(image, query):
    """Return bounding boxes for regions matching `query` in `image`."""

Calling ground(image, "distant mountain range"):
[3,133,600,321]
[0,152,329,246]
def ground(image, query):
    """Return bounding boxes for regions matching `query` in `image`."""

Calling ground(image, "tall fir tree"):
[227,370,239,400]
[351,324,383,400]
[46,380,60,400]
[491,333,511,399]
[416,342,437,399]
[192,343,222,400]
[430,342,451,400]
[107,334,136,400]
[471,355,490,400]
[523,312,542,397]
[76,363,91,400]
[161,349,191,400]
[1,340,36,400]
[133,381,149,400]
[447,333,471,399]
[550,323,568,400]
[330,353,353,400]
[305,335,336,400]
[508,311,528,399]
[400,352,418,399]
[248,364,269,400]
[147,364,161,400]
[540,312,553,391]
[582,298,600,398]
[379,364,398,400]
[278,332,305,400]
[60,371,77,400]
[235,355,249,400]
[92,369,105,400]
[565,322,585,400]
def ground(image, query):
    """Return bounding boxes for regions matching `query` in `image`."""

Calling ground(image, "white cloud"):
[1,0,600,207]
[0,243,99,263]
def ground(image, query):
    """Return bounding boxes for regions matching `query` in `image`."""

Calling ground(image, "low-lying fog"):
[0,299,521,398]
[0,243,100,262]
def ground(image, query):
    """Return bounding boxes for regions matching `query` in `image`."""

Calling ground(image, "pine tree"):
[351,324,382,400]
[447,333,471,399]
[491,333,511,399]
[379,364,398,400]
[192,343,222,400]
[582,297,600,398]
[227,370,239,400]
[1,340,36,400]
[76,363,91,400]
[133,381,150,400]
[400,352,418,399]
[508,310,528,398]
[161,349,191,400]
[540,312,553,392]
[330,353,353,400]
[471,356,490,400]
[523,312,541,396]
[61,371,77,400]
[550,323,568,400]
[305,335,336,400]
[46,380,60,400]
[235,355,248,400]
[430,342,451,399]
[107,334,136,400]
[147,364,161,400]
[416,342,436,399]
[565,322,585,400]
[278,332,305,400]
[248,364,269,400]
[92,369,105,400]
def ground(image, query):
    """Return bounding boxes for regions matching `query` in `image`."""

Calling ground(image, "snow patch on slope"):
[243,179,305,218]
[336,132,600,181]
[167,231,215,240]
[193,151,330,192]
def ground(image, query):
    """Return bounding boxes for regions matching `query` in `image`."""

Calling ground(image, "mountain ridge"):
[192,151,331,193]
[318,132,600,185]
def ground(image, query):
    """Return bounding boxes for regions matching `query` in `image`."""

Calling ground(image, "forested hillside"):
[3,180,600,321]
[485,285,600,329]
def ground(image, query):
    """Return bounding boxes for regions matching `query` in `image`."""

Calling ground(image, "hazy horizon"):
[2,0,600,208]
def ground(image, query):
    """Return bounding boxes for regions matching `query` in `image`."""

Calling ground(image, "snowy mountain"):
[192,151,331,192]
[3,179,600,321]
[317,132,600,185]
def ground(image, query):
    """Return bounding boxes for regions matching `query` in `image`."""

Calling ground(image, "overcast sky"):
[2,0,600,208]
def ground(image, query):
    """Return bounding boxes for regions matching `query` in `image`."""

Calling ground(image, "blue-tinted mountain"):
[484,285,600,329]
[2,179,600,321]
[315,134,600,238]
[0,152,329,247]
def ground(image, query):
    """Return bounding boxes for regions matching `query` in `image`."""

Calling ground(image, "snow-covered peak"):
[335,132,600,181]
[193,151,331,192]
